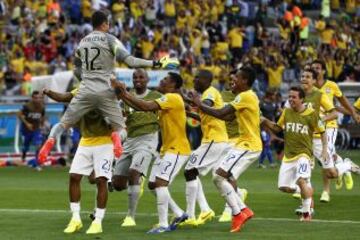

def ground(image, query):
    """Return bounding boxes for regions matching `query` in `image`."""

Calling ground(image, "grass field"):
[0,151,359,240]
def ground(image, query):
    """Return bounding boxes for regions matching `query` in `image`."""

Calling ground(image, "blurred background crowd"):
[0,0,359,97]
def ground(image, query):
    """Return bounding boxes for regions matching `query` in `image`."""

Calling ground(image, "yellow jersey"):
[155,93,191,156]
[266,65,285,89]
[318,80,342,128]
[230,90,262,151]
[200,87,228,143]
[354,97,360,110]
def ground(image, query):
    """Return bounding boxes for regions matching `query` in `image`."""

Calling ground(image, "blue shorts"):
[21,125,43,151]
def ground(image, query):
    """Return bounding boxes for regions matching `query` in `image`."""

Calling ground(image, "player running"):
[262,86,329,221]
[43,88,114,235]
[38,10,176,163]
[311,60,360,201]
[190,66,262,233]
[112,69,161,227]
[181,70,228,227]
[112,72,191,234]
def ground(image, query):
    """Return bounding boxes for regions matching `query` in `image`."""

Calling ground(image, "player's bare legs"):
[112,175,128,191]
[64,173,83,233]
[297,178,313,221]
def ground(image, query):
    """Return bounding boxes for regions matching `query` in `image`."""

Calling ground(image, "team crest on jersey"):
[286,122,309,134]
[234,95,241,103]
[326,87,331,94]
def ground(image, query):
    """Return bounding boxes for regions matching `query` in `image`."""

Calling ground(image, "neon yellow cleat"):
[218,211,232,222]
[335,175,343,190]
[86,221,102,234]
[179,218,198,227]
[320,191,330,203]
[196,210,215,225]
[344,172,353,190]
[292,193,301,199]
[121,216,136,227]
[239,188,248,202]
[63,219,83,234]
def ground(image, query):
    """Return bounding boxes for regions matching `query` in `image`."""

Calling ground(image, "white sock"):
[214,176,241,215]
[334,154,343,164]
[127,185,140,219]
[335,161,351,176]
[186,179,198,218]
[70,202,81,221]
[197,178,211,212]
[168,194,184,218]
[294,185,301,194]
[155,187,170,227]
[94,208,105,224]
[302,198,311,213]
[234,188,247,210]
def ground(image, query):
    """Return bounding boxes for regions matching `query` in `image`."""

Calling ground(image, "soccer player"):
[262,86,328,221]
[295,69,360,203]
[38,10,173,162]
[111,69,162,227]
[181,70,228,227]
[112,72,191,234]
[17,91,45,167]
[312,60,360,201]
[43,88,114,234]
[190,66,262,233]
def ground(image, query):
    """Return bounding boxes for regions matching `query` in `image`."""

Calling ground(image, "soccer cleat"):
[63,219,83,234]
[239,188,248,202]
[344,172,353,190]
[196,210,215,225]
[300,212,312,222]
[147,225,170,234]
[111,132,123,158]
[345,158,360,175]
[241,207,254,220]
[230,208,254,233]
[86,221,102,234]
[38,138,55,164]
[121,216,136,227]
[218,211,232,222]
[292,193,301,199]
[295,206,315,216]
[335,175,343,190]
[179,218,198,227]
[320,191,330,203]
[169,213,188,230]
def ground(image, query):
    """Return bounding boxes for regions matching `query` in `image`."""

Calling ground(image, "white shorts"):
[217,148,261,179]
[326,128,338,156]
[70,144,114,180]
[149,153,188,184]
[185,142,231,176]
[278,156,311,189]
[313,138,334,169]
[113,132,158,176]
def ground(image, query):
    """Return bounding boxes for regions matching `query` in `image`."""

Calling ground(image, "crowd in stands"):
[0,0,359,97]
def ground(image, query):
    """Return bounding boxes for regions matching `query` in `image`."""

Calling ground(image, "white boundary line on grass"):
[1,208,359,224]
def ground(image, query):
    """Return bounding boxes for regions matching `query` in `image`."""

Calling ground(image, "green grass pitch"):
[0,151,359,240]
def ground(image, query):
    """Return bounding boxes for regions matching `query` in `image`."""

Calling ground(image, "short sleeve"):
[354,98,360,110]
[155,94,179,110]
[320,93,335,111]
[276,109,286,129]
[230,93,247,111]
[313,114,326,133]
[332,82,343,98]
[107,33,130,61]
[201,88,216,103]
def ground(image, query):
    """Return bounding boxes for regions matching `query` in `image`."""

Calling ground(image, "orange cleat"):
[230,207,254,233]
[38,138,55,164]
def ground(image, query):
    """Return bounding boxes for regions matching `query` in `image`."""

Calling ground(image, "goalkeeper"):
[38,10,178,162]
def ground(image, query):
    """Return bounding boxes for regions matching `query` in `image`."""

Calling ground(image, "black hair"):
[32,91,40,96]
[168,72,183,89]
[312,59,326,74]
[92,10,109,28]
[197,69,213,83]
[238,66,256,87]
[303,68,318,80]
[290,86,305,99]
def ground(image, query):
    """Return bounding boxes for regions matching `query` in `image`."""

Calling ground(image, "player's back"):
[77,31,118,92]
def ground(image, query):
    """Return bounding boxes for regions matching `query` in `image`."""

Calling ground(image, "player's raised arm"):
[111,79,160,111]
[43,89,74,103]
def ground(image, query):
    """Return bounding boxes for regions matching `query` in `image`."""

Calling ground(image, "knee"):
[112,176,128,191]
[212,174,225,187]
[128,169,141,185]
[70,173,82,183]
[184,168,198,181]
[324,169,336,178]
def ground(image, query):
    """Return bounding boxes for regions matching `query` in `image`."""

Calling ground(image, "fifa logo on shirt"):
[285,122,309,134]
